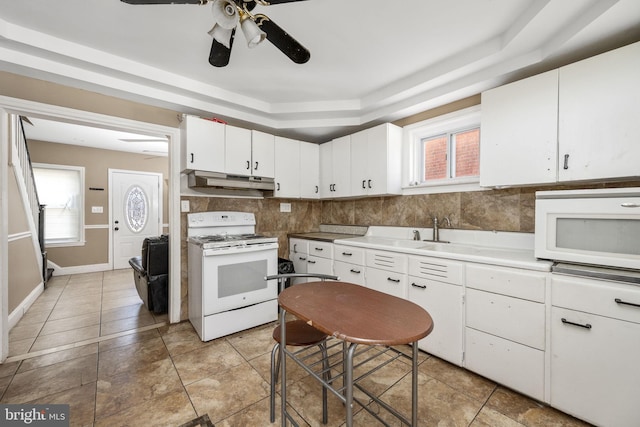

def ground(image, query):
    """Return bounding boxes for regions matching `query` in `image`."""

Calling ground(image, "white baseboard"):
[48,260,114,276]
[9,281,45,330]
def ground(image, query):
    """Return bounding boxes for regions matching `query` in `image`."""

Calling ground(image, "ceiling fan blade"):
[257,0,308,4]
[209,28,235,67]
[255,15,310,64]
[120,0,207,4]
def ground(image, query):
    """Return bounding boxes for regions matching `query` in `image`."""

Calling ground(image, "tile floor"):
[0,269,592,427]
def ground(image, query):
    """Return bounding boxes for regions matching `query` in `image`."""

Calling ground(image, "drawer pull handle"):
[615,298,640,308]
[307,260,316,264]
[342,252,352,256]
[350,269,361,274]
[561,318,592,330]
[299,257,306,261]
[411,283,426,289]
[621,203,640,208]
[387,277,400,283]
[314,247,323,251]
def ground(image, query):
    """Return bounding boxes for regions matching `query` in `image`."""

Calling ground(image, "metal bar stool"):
[265,273,339,424]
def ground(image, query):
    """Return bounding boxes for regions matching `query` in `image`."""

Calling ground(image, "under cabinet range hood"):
[187,170,275,197]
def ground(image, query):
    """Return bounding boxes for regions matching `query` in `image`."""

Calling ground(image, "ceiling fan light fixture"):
[211,0,239,29]
[240,15,266,48]
[208,23,234,48]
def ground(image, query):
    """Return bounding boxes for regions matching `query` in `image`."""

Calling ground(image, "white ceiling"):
[2,0,640,150]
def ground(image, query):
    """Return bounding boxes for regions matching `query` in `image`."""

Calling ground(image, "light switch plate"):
[181,200,190,213]
[91,206,103,214]
[280,203,291,213]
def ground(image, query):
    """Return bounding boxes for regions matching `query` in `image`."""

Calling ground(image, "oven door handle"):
[203,244,277,256]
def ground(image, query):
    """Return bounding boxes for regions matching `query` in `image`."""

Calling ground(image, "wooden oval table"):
[277,281,434,426]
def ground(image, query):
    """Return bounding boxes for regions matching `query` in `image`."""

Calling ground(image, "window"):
[404,106,481,193]
[421,127,480,181]
[33,163,85,246]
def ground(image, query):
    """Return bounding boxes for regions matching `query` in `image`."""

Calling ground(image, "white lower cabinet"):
[333,244,365,286]
[408,256,464,365]
[464,264,547,401]
[365,250,408,299]
[465,327,545,400]
[550,275,640,427]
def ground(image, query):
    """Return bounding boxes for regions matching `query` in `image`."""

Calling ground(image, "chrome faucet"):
[413,229,421,241]
[431,216,451,242]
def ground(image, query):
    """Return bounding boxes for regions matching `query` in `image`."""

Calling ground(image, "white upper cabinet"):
[300,142,320,199]
[180,115,225,173]
[480,41,640,187]
[480,70,559,187]
[350,123,402,197]
[320,136,351,198]
[225,126,275,178]
[251,130,275,178]
[224,125,252,176]
[558,41,640,182]
[274,136,300,198]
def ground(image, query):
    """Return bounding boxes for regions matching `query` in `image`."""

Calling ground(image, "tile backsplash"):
[179,181,640,319]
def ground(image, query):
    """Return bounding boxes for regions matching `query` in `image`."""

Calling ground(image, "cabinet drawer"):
[366,250,407,273]
[465,327,544,401]
[289,238,309,255]
[308,241,333,259]
[334,245,365,264]
[467,264,546,302]
[334,261,365,287]
[366,267,407,299]
[466,288,545,349]
[552,276,640,324]
[408,256,463,285]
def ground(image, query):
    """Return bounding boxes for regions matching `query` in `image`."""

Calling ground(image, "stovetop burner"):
[188,233,278,249]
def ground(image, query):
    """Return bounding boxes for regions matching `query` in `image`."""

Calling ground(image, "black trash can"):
[277,257,295,291]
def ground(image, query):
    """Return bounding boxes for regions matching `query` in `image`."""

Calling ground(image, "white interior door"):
[111,170,161,269]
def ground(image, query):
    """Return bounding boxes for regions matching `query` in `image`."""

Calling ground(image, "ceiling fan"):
[121,0,310,67]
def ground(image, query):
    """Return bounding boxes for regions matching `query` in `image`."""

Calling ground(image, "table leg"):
[412,342,418,426]
[345,343,357,427]
[280,309,287,427]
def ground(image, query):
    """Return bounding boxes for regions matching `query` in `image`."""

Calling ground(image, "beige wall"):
[28,140,169,267]
[7,165,42,313]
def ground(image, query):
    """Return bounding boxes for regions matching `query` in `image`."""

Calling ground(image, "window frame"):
[33,162,86,247]
[402,105,483,195]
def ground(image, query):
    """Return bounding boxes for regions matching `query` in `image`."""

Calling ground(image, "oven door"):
[202,244,277,315]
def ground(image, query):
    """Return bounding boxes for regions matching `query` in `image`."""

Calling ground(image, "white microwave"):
[535,187,640,270]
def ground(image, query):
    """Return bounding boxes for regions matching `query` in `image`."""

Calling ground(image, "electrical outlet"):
[280,203,291,213]
[181,200,190,212]
[91,206,103,214]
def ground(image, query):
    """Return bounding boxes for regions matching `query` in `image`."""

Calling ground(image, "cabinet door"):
[331,135,351,198]
[480,69,558,187]
[366,267,407,299]
[180,116,225,173]
[300,142,320,199]
[319,141,333,198]
[550,307,640,427]
[334,261,365,286]
[366,123,402,196]
[274,136,300,198]
[225,125,252,176]
[408,278,462,365]
[558,41,640,182]
[289,252,308,285]
[350,129,369,196]
[307,255,333,277]
[251,130,275,178]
